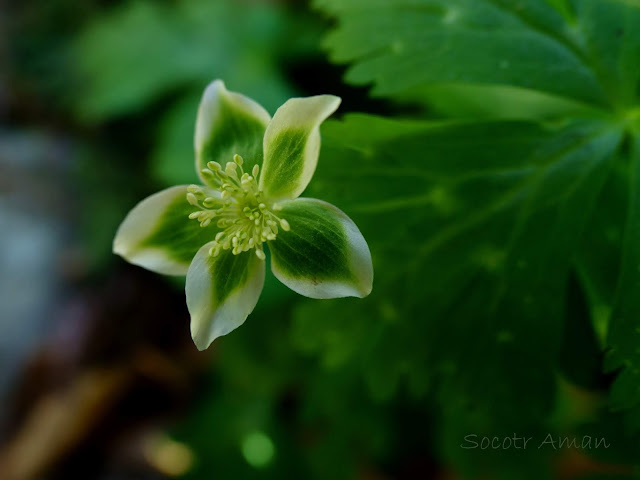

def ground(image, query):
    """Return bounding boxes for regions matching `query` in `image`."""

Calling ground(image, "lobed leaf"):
[317,0,609,105]
[299,114,623,470]
[316,0,640,107]
[606,135,640,416]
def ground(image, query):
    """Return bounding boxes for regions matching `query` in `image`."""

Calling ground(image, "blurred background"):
[1,0,639,479]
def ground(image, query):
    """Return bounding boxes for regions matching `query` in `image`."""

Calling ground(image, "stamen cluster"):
[186,154,290,260]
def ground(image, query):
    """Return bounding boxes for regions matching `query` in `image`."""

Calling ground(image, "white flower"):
[113,80,373,350]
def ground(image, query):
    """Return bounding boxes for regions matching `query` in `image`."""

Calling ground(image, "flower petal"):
[195,80,271,185]
[260,95,341,200]
[113,186,218,276]
[268,198,372,299]
[186,245,265,350]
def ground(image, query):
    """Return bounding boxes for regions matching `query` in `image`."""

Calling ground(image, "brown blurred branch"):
[0,367,132,480]
[0,266,207,480]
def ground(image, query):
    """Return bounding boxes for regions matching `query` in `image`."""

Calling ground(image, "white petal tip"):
[190,312,251,351]
[355,281,373,298]
[192,334,214,352]
[191,323,217,351]
[324,95,342,111]
[203,79,226,95]
[112,235,132,258]
[112,242,124,256]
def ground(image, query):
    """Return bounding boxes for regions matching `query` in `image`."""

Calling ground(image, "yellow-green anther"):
[225,162,237,175]
[186,193,199,206]
[202,170,217,182]
[187,185,205,198]
[186,153,293,261]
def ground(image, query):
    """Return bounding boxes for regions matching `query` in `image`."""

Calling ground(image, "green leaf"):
[559,272,608,390]
[186,244,265,350]
[397,83,600,121]
[260,95,341,200]
[572,0,640,107]
[151,93,202,186]
[74,0,294,120]
[317,0,638,107]
[606,135,640,414]
[268,198,372,299]
[195,80,270,183]
[575,160,628,343]
[113,185,216,275]
[298,114,622,471]
[292,296,430,401]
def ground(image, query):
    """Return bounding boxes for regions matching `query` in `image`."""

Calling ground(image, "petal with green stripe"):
[186,245,265,350]
[268,198,372,299]
[260,95,341,200]
[113,186,218,275]
[195,80,271,185]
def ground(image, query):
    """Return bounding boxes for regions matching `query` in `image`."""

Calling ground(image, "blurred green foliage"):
[7,0,640,478]
[72,0,309,186]
[75,1,289,119]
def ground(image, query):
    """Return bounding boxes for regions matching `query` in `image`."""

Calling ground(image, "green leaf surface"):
[606,135,640,415]
[298,113,623,474]
[572,0,640,107]
[318,0,640,109]
[398,83,601,121]
[151,93,202,185]
[576,160,628,342]
[559,272,608,390]
[316,2,640,459]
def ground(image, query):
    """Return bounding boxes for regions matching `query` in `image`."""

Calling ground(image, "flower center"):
[186,154,289,260]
